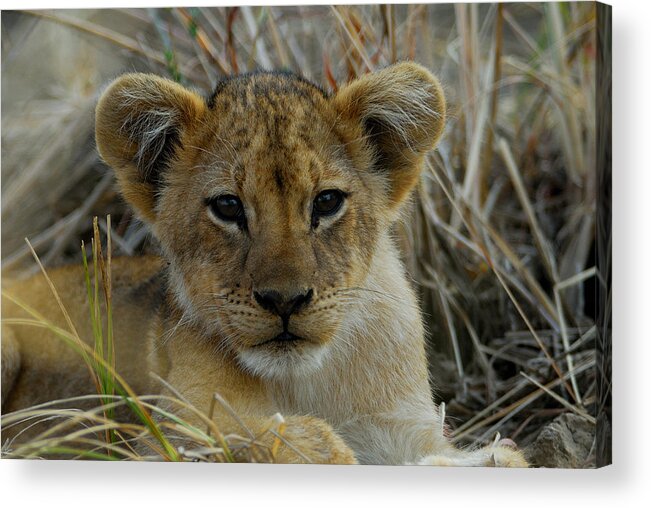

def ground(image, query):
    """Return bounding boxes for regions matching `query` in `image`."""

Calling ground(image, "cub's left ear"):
[332,62,445,210]
[95,74,207,223]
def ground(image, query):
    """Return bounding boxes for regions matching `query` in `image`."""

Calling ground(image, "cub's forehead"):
[203,73,340,155]
[206,72,332,131]
[196,72,351,190]
[207,71,329,108]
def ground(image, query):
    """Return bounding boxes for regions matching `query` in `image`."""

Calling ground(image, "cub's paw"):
[418,438,528,468]
[273,415,357,465]
[487,438,529,468]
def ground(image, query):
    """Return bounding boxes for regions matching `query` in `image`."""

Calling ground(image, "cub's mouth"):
[254,331,305,347]
[237,328,328,379]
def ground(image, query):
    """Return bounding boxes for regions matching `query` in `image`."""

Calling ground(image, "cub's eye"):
[206,195,245,223]
[313,189,345,217]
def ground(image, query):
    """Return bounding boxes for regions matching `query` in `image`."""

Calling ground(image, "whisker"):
[336,286,406,305]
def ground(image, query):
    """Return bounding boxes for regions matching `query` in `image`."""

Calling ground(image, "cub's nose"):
[253,289,314,321]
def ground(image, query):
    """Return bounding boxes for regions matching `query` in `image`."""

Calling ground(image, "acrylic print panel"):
[0,2,611,468]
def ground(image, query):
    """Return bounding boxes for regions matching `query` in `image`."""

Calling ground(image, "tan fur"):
[2,63,526,466]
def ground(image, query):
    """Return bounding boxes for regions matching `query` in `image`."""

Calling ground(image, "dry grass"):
[1,4,606,464]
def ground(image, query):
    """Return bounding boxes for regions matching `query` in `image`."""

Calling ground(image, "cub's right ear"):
[95,74,206,223]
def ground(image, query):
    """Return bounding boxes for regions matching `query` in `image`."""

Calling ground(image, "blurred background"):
[1,3,609,467]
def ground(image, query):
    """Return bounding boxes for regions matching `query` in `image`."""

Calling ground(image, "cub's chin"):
[236,334,330,379]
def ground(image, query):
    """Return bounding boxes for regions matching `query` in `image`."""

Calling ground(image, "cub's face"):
[95,65,445,378]
[158,75,385,376]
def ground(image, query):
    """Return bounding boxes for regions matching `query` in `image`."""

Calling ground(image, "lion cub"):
[1,63,526,466]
